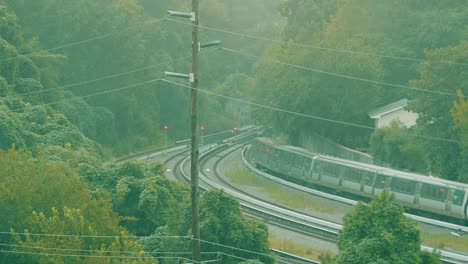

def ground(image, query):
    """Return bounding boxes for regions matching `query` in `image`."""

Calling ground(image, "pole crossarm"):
[168,10,195,21]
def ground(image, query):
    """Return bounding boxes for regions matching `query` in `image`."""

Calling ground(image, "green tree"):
[323,191,440,264]
[81,160,189,237]
[254,0,386,148]
[409,41,468,180]
[187,190,273,264]
[0,148,156,264]
[148,190,274,264]
[5,0,169,153]
[451,91,468,182]
[369,122,426,173]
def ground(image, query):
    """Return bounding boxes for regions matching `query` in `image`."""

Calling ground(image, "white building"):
[368,99,419,128]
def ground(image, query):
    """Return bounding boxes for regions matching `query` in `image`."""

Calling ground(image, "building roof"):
[368,98,409,119]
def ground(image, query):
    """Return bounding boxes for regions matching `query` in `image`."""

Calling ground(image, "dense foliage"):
[320,191,441,264]
[140,190,274,264]
[1,0,467,263]
[0,148,156,264]
[252,0,467,181]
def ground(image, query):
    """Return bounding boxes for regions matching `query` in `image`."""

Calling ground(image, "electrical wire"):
[14,45,221,97]
[216,252,251,262]
[0,249,186,260]
[221,47,464,98]
[164,18,468,66]
[3,47,221,112]
[0,231,185,240]
[0,233,309,263]
[0,243,219,256]
[0,17,165,63]
[159,78,462,144]
[195,238,273,260]
[16,55,192,96]
[7,78,161,113]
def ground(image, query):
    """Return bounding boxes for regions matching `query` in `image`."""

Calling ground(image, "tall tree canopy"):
[0,148,156,264]
[321,191,440,264]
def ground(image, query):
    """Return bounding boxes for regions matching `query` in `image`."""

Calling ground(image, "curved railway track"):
[187,142,467,263]
[174,144,322,264]
[204,145,338,242]
[143,130,467,264]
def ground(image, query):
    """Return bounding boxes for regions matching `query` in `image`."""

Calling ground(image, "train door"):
[446,190,453,213]
[270,149,279,171]
[447,189,465,219]
[362,171,376,196]
[303,158,311,180]
[372,173,387,195]
[337,167,344,189]
[310,158,320,181]
[414,183,421,207]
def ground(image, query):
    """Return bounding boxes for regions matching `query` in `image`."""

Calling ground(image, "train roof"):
[254,137,468,190]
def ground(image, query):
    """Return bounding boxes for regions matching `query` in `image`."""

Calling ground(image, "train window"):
[342,167,362,183]
[318,161,340,178]
[390,178,416,195]
[452,190,465,206]
[278,151,291,164]
[420,184,447,202]
[292,155,304,169]
[304,159,311,171]
[374,174,387,188]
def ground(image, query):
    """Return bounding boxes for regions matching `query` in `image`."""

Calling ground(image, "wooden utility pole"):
[190,0,201,262]
[166,4,220,262]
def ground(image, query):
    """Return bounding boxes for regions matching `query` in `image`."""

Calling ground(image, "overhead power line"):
[159,78,463,145]
[14,46,220,97]
[0,17,165,64]
[16,54,193,96]
[0,249,187,261]
[221,47,464,98]
[0,231,185,239]
[0,232,292,263]
[0,242,220,256]
[165,18,468,66]
[8,78,161,113]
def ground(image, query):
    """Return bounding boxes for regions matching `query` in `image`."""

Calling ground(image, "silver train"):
[247,138,468,225]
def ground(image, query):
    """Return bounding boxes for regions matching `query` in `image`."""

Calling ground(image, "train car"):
[247,137,468,224]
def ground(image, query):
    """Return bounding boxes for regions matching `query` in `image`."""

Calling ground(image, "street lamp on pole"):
[164,125,168,150]
[200,126,204,145]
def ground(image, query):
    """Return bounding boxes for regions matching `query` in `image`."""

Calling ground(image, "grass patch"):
[421,229,468,253]
[226,168,468,254]
[225,169,345,214]
[269,235,335,261]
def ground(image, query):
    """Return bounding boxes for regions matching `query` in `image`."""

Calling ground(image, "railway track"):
[175,143,335,263]
[146,129,467,263]
[239,145,468,264]
[189,141,468,263]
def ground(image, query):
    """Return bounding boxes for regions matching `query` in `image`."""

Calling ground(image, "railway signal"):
[200,126,205,145]
[163,125,168,150]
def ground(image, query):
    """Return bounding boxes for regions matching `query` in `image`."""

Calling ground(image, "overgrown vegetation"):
[0,0,466,263]
[319,191,441,264]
